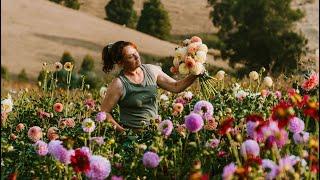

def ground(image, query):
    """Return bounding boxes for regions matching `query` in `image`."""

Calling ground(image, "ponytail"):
[102,41,137,73]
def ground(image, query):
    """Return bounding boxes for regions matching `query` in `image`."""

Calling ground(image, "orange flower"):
[28,126,43,142]
[53,103,63,113]
[173,103,184,114]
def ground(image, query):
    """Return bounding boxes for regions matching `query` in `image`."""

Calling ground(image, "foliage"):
[137,0,171,40]
[49,0,80,10]
[17,69,29,82]
[207,0,308,75]
[1,65,10,81]
[105,0,138,28]
[60,51,75,65]
[79,54,95,73]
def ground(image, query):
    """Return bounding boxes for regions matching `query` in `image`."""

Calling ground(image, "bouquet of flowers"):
[170,36,217,99]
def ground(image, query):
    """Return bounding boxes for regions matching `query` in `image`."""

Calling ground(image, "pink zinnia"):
[302,71,319,91]
[293,131,309,144]
[48,140,74,165]
[206,139,220,149]
[90,137,105,146]
[222,162,237,180]
[142,151,160,168]
[158,119,173,137]
[28,126,43,142]
[111,176,124,180]
[84,99,95,110]
[34,140,48,156]
[85,155,111,180]
[274,91,282,99]
[193,100,214,120]
[53,103,63,112]
[288,117,305,133]
[95,112,107,122]
[184,113,204,133]
[82,118,96,133]
[240,140,260,159]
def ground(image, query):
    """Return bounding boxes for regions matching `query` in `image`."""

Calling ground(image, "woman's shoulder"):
[143,64,162,71]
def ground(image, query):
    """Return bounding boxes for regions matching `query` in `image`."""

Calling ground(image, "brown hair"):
[102,41,137,73]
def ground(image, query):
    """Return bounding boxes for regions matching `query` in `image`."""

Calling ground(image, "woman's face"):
[120,45,141,71]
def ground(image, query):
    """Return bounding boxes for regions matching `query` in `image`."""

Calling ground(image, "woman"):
[101,41,202,132]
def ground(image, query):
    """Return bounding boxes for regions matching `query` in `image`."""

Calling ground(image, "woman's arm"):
[100,78,125,132]
[150,65,199,93]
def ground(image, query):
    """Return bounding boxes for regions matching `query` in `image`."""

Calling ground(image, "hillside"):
[79,0,319,50]
[1,0,230,79]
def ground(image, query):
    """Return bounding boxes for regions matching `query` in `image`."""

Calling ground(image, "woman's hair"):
[102,41,137,73]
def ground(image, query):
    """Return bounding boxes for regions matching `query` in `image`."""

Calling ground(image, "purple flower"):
[142,151,160,168]
[206,139,220,149]
[85,155,111,180]
[184,113,204,133]
[80,146,91,157]
[288,117,304,133]
[246,121,257,139]
[82,118,96,133]
[111,176,124,180]
[33,140,48,156]
[274,91,282,99]
[90,137,105,146]
[175,97,187,105]
[240,140,260,158]
[222,162,237,180]
[278,156,298,173]
[262,159,279,180]
[293,131,309,144]
[193,100,214,120]
[48,140,74,164]
[96,112,107,122]
[158,120,173,137]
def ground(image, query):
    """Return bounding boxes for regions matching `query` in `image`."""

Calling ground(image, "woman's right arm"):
[100,78,125,132]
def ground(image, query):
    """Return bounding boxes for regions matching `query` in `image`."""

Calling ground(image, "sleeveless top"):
[117,64,158,128]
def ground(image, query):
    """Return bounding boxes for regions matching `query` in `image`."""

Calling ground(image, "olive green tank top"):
[118,64,158,128]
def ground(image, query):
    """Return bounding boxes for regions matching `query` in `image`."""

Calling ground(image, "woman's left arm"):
[150,65,198,93]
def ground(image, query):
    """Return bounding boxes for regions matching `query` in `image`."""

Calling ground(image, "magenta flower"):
[85,155,111,180]
[193,100,213,120]
[222,162,237,180]
[111,176,124,180]
[293,131,309,144]
[184,113,204,133]
[274,91,282,99]
[158,119,173,137]
[142,151,160,168]
[95,112,107,122]
[288,117,305,133]
[240,140,260,158]
[33,140,48,156]
[206,139,220,149]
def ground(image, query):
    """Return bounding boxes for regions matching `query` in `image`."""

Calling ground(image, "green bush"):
[137,0,171,40]
[1,65,10,80]
[17,69,29,82]
[49,0,80,10]
[105,0,138,28]
[60,51,75,65]
[79,54,95,73]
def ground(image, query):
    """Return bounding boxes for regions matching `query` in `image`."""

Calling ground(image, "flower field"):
[1,63,319,179]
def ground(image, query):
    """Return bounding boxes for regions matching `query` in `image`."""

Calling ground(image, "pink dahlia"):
[184,113,204,133]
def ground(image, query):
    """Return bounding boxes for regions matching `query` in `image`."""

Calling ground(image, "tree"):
[18,69,29,82]
[60,51,75,65]
[64,0,80,10]
[1,65,10,80]
[208,0,307,75]
[137,0,171,40]
[105,0,138,28]
[79,55,95,73]
[49,0,80,10]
